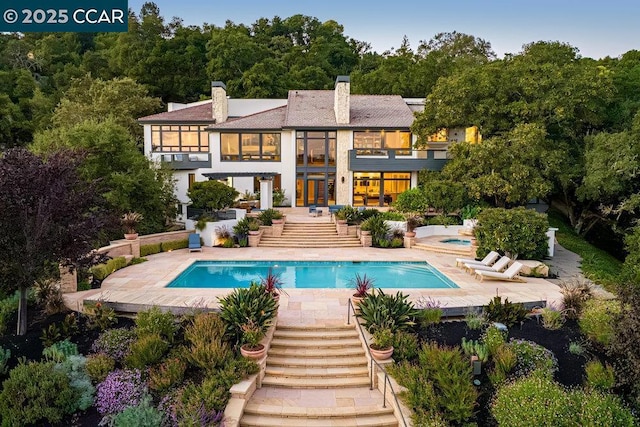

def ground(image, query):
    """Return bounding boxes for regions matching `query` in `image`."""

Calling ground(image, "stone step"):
[270,338,362,349]
[267,346,366,358]
[413,242,473,256]
[276,324,356,331]
[240,414,398,427]
[267,355,368,368]
[264,366,369,378]
[261,236,354,241]
[261,375,370,389]
[259,242,361,248]
[273,329,359,340]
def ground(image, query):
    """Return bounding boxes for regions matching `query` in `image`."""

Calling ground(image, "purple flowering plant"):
[91,327,136,361]
[95,369,146,416]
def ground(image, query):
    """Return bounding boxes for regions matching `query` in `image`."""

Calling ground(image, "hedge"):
[161,239,188,252]
[140,243,161,257]
[91,257,128,281]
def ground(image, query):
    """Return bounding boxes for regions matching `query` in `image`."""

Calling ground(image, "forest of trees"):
[1,2,639,258]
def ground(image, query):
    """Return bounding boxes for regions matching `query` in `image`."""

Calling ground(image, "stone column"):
[336,221,349,236]
[259,178,273,210]
[272,223,284,237]
[404,236,415,249]
[59,265,78,294]
[361,234,372,247]
[130,238,140,258]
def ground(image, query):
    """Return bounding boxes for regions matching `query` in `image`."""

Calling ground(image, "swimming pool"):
[166,261,459,289]
[439,238,471,246]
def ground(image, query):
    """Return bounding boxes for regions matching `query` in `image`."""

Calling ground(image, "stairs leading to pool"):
[239,323,398,427]
[258,222,362,248]
[413,237,475,256]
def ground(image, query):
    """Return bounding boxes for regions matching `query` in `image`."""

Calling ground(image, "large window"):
[353,172,410,206]
[296,131,336,166]
[151,125,209,152]
[354,130,411,156]
[220,132,281,161]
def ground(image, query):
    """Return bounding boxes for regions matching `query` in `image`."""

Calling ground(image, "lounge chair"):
[476,261,525,282]
[188,233,202,252]
[456,251,500,268]
[309,205,318,217]
[465,256,511,274]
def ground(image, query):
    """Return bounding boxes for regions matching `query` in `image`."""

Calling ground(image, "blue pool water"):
[439,238,471,246]
[166,261,458,289]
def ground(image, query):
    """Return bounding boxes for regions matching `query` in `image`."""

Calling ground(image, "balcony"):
[159,153,211,170]
[348,149,448,172]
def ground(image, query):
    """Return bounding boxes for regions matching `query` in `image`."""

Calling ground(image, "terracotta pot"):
[248,230,261,235]
[369,345,394,361]
[240,344,266,359]
[337,219,347,225]
[124,233,139,240]
[351,294,364,307]
[405,231,416,238]
[272,219,284,224]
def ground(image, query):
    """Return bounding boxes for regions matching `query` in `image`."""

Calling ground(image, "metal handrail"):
[347,298,409,427]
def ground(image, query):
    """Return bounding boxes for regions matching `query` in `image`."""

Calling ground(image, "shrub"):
[112,395,163,427]
[257,208,283,226]
[415,296,443,326]
[0,292,19,335]
[579,298,620,347]
[233,217,250,237]
[91,327,136,361]
[571,389,635,426]
[390,237,404,248]
[43,339,78,362]
[160,386,225,427]
[391,331,419,362]
[41,323,63,347]
[161,239,189,251]
[125,334,169,369]
[350,273,375,298]
[559,278,593,320]
[482,325,507,356]
[336,205,361,224]
[135,305,178,343]
[55,355,95,411]
[357,289,419,333]
[33,278,65,315]
[0,346,10,374]
[491,375,571,426]
[483,296,529,327]
[188,180,239,211]
[475,207,549,260]
[427,215,460,226]
[0,361,78,425]
[381,210,405,221]
[85,353,116,384]
[541,306,565,330]
[488,344,517,385]
[85,301,117,331]
[585,360,616,392]
[464,308,485,330]
[218,282,278,345]
[95,369,146,416]
[568,341,585,356]
[509,339,558,379]
[390,343,477,424]
[149,357,187,393]
[393,187,428,213]
[140,242,162,257]
[91,256,128,281]
[184,312,232,372]
[365,214,390,247]
[422,179,467,216]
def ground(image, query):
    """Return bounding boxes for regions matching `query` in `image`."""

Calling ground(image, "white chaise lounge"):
[476,261,525,282]
[465,256,511,274]
[456,251,500,268]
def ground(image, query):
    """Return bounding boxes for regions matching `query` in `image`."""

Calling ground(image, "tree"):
[393,187,428,213]
[422,179,467,215]
[187,180,239,211]
[31,119,177,235]
[0,149,110,335]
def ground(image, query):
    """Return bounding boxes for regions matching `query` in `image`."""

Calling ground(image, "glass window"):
[151,125,209,152]
[220,133,281,162]
[352,172,410,206]
[354,131,411,156]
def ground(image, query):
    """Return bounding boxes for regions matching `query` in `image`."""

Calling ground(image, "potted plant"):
[370,328,394,360]
[404,215,422,238]
[260,268,287,299]
[360,218,372,236]
[335,209,348,224]
[248,219,261,235]
[121,212,143,240]
[240,319,266,359]
[271,210,285,224]
[350,273,374,306]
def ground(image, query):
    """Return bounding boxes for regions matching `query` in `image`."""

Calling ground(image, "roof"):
[207,106,286,131]
[284,91,415,129]
[138,102,213,124]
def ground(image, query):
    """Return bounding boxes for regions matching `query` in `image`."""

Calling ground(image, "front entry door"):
[306,179,326,206]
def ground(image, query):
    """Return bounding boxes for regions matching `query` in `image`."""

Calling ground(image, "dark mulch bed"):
[418,318,609,426]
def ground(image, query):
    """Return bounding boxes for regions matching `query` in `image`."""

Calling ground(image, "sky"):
[129,0,640,59]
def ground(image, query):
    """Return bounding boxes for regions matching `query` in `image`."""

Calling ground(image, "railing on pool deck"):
[346,298,409,427]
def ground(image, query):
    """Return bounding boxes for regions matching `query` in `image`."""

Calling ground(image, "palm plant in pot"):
[260,268,287,299]
[240,319,266,359]
[350,273,374,306]
[404,214,422,238]
[121,212,143,240]
[370,328,394,360]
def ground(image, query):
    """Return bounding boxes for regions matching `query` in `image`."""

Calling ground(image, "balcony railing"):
[348,149,448,172]
[159,153,211,170]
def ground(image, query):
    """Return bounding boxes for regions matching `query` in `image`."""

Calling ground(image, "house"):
[138,76,477,217]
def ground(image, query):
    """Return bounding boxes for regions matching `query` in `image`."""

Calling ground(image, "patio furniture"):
[465,256,511,274]
[188,233,202,252]
[476,261,525,282]
[456,251,500,268]
[309,205,320,217]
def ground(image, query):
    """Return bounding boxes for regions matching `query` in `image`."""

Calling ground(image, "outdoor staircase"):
[239,324,398,427]
[413,240,474,256]
[258,222,362,248]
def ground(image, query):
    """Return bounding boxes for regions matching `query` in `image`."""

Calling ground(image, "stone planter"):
[404,231,416,238]
[369,345,394,361]
[124,233,139,240]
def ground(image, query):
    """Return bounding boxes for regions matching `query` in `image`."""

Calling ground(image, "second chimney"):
[211,81,228,123]
[334,76,350,125]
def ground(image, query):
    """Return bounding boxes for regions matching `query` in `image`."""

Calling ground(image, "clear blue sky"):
[129,0,639,59]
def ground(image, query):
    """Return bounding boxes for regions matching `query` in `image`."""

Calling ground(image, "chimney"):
[334,76,350,124]
[211,81,228,123]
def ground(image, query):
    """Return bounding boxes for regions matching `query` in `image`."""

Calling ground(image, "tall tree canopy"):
[0,149,111,335]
